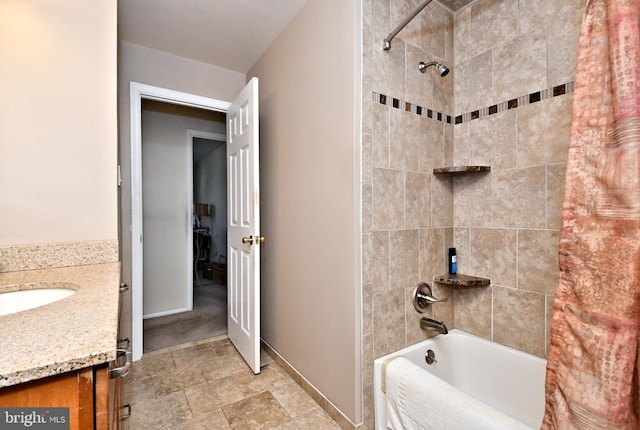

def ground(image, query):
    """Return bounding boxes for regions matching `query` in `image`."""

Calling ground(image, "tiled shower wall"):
[361,0,585,428]
[361,0,455,427]
[451,0,585,358]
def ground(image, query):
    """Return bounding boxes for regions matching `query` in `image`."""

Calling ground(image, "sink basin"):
[0,286,76,316]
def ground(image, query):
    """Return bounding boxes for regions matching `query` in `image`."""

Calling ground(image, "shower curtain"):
[542,0,640,429]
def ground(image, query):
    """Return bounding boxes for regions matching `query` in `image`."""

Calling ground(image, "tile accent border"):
[0,240,119,273]
[261,340,359,430]
[372,92,453,124]
[373,81,575,125]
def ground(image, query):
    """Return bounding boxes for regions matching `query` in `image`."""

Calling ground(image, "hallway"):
[143,283,227,353]
[123,336,341,429]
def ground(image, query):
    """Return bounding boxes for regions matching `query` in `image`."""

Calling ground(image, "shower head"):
[418,61,450,77]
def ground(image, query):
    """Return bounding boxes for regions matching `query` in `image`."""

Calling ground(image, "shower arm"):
[383,0,434,50]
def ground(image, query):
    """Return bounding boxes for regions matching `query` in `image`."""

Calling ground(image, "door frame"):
[129,82,230,361]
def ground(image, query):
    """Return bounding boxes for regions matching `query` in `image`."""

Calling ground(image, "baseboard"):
[260,339,361,430]
[143,307,190,319]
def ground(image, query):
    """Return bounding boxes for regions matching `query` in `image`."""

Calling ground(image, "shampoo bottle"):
[448,247,457,275]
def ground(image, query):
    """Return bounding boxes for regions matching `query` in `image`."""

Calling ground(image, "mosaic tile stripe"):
[373,81,575,125]
[372,92,453,124]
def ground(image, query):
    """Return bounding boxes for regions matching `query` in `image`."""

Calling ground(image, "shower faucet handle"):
[412,282,447,313]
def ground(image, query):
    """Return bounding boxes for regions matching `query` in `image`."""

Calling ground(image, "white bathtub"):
[373,329,547,429]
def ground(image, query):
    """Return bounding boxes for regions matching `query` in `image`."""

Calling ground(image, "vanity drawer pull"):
[118,337,130,349]
[120,403,131,420]
[109,348,131,379]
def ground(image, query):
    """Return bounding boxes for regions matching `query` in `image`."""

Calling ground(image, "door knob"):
[242,235,266,245]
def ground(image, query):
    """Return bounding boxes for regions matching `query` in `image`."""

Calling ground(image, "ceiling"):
[118,0,474,75]
[118,0,310,74]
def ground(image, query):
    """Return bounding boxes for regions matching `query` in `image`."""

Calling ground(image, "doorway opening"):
[140,99,228,352]
[130,80,261,370]
[129,83,231,361]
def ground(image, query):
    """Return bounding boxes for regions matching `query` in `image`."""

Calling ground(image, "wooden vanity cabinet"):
[0,364,112,430]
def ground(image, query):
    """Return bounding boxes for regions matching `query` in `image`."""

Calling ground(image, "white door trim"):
[188,130,226,142]
[130,82,230,361]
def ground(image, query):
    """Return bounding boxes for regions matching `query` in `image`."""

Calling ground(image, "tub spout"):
[420,317,448,334]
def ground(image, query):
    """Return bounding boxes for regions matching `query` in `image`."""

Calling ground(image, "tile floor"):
[123,335,341,429]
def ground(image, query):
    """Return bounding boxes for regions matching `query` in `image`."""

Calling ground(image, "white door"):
[227,77,262,374]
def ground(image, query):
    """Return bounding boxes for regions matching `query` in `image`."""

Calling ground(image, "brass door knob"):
[242,235,266,245]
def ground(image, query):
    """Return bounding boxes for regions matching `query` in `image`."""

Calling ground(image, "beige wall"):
[248,0,361,424]
[0,0,117,246]
[362,0,584,427]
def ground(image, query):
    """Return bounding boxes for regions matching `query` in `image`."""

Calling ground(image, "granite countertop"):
[0,262,121,387]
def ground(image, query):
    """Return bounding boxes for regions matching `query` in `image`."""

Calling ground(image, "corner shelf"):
[433,274,491,287]
[433,166,491,176]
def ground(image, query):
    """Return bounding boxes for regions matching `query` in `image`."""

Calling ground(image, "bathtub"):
[373,329,547,429]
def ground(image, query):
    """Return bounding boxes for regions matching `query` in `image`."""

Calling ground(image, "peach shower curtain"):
[542,0,640,429]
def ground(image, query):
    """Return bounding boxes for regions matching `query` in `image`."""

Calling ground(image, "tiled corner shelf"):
[433,274,491,287]
[433,166,491,176]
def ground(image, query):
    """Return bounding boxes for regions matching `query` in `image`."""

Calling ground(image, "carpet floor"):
[143,282,227,353]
